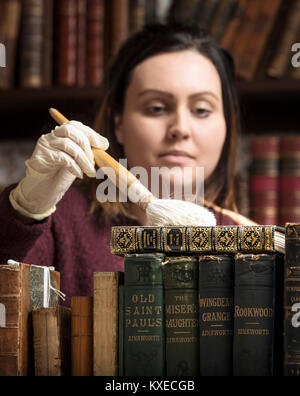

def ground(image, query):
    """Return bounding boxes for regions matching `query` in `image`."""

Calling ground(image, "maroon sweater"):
[0,185,238,306]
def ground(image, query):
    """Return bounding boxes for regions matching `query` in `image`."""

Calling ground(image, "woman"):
[0,23,252,306]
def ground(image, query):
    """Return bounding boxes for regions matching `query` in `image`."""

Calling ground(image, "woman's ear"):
[114,115,124,145]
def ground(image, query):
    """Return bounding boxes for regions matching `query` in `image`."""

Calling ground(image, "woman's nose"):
[166,109,191,140]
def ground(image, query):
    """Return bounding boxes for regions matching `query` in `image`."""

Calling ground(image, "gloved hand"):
[9,120,109,221]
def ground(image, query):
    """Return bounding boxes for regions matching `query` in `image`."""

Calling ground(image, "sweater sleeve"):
[0,184,55,267]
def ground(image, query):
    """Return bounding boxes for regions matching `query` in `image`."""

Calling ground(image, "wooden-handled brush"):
[49,108,285,253]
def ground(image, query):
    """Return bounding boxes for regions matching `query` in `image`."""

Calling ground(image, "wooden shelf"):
[0,79,299,138]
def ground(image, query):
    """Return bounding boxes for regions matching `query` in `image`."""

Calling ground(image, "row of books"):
[0,0,106,89]
[167,0,300,81]
[1,0,300,90]
[1,224,299,376]
[0,0,172,90]
[235,134,300,227]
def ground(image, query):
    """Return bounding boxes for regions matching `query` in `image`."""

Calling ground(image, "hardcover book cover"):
[124,253,165,376]
[163,256,199,376]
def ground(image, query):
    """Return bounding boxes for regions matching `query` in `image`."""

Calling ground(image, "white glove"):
[9,120,109,221]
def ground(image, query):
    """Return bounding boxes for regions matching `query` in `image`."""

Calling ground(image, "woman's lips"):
[158,151,194,164]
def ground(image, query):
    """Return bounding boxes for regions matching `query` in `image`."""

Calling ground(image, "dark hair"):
[92,23,240,220]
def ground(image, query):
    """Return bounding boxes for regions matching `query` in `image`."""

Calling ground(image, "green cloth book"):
[233,253,276,376]
[124,253,165,376]
[163,256,199,376]
[198,255,234,376]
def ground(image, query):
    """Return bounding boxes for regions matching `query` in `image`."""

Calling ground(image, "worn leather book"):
[86,0,104,86]
[56,0,77,86]
[93,272,120,376]
[111,225,277,255]
[284,223,300,376]
[250,135,280,225]
[163,256,199,376]
[124,253,165,376]
[237,0,282,80]
[0,262,60,376]
[199,255,234,376]
[19,0,44,88]
[233,253,277,376]
[71,296,93,376]
[0,0,22,89]
[32,306,71,376]
[279,135,300,226]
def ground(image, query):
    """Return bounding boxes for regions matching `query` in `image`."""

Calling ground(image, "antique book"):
[111,225,277,255]
[42,0,53,87]
[233,253,277,376]
[32,306,71,376]
[129,0,146,34]
[19,0,44,88]
[93,272,120,376]
[124,253,165,376]
[76,0,86,86]
[118,282,124,376]
[250,135,280,225]
[229,0,261,75]
[163,256,199,376]
[56,0,77,86]
[0,262,60,376]
[86,0,104,86]
[279,135,300,226]
[71,296,93,376]
[110,0,129,58]
[237,0,282,80]
[284,223,300,376]
[198,255,234,376]
[267,0,300,78]
[0,0,22,89]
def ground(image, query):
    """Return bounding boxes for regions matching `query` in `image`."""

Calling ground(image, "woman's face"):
[115,50,226,199]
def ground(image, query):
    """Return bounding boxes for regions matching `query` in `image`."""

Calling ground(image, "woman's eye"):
[193,108,211,118]
[145,104,166,115]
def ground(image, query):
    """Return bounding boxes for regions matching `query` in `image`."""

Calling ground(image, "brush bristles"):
[146,199,217,227]
[274,230,285,254]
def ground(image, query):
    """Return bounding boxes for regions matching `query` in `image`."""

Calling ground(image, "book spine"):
[279,135,300,226]
[19,0,44,88]
[93,272,119,376]
[198,255,234,376]
[0,0,22,89]
[233,253,276,376]
[163,256,199,376]
[220,0,247,50]
[56,0,77,86]
[32,306,71,376]
[42,0,53,86]
[118,284,124,376]
[284,223,300,375]
[250,135,280,225]
[267,0,300,78]
[0,266,22,376]
[124,253,165,376]
[86,0,104,86]
[71,296,93,376]
[76,0,86,86]
[110,225,276,255]
[129,0,146,34]
[237,0,282,80]
[229,0,260,76]
[110,0,129,57]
